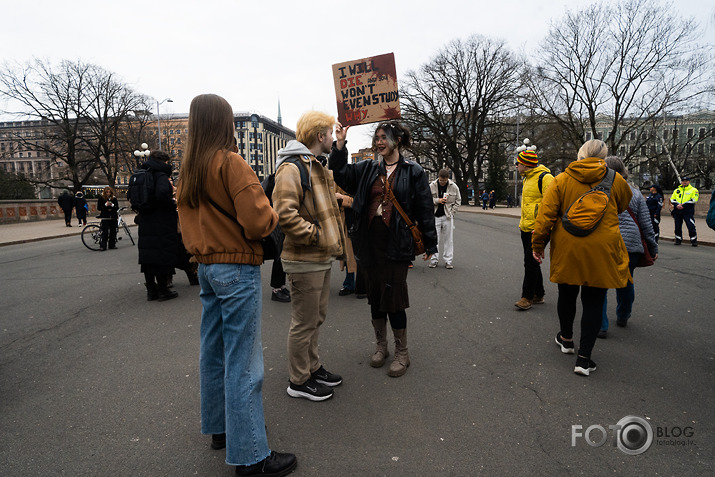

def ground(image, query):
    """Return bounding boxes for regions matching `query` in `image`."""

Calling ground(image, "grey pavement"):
[2,205,714,247]
[0,213,713,476]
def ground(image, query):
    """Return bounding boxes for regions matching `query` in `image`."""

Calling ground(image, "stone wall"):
[0,199,129,224]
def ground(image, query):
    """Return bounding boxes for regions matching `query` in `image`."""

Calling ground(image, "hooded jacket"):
[618,184,658,256]
[137,157,179,267]
[532,157,632,289]
[519,164,554,232]
[329,144,438,264]
[272,140,346,271]
[178,150,278,266]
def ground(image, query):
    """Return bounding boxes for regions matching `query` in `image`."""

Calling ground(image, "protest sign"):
[332,53,400,126]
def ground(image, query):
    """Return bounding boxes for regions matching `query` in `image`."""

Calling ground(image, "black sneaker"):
[555,333,575,354]
[311,365,342,387]
[574,357,597,376]
[211,433,226,450]
[286,379,333,401]
[271,289,290,303]
[674,239,682,245]
[235,450,297,477]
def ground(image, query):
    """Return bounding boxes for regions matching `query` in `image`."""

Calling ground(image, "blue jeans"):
[601,253,640,330]
[198,263,270,466]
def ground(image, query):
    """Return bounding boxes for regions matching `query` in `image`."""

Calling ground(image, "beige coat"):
[532,157,632,289]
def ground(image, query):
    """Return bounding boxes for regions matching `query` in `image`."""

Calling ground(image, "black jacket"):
[97,197,118,219]
[57,193,74,212]
[329,143,437,264]
[136,158,179,267]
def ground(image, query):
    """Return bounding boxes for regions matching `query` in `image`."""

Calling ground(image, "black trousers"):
[270,256,286,289]
[557,284,606,359]
[520,230,545,299]
[673,210,697,241]
[100,219,117,248]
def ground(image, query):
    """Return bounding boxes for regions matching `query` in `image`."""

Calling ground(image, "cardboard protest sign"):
[332,53,400,126]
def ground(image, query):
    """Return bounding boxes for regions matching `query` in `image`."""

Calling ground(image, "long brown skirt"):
[366,217,410,313]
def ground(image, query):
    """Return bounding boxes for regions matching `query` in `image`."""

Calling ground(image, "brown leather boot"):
[370,319,389,367]
[388,328,410,377]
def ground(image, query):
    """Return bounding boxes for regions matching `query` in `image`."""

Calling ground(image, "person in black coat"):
[646,184,664,242]
[97,187,119,250]
[329,120,437,378]
[74,191,88,226]
[57,190,74,227]
[135,150,180,301]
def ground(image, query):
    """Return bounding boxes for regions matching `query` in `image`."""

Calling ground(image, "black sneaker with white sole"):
[574,357,597,376]
[310,365,342,387]
[287,378,334,401]
[555,332,575,354]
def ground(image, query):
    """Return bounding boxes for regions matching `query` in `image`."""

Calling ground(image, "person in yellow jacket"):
[669,176,699,246]
[514,140,554,310]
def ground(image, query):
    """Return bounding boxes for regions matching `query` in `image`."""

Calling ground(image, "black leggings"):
[370,305,407,330]
[557,284,606,359]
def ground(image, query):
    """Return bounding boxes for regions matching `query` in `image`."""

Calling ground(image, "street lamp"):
[156,98,173,151]
[134,142,150,162]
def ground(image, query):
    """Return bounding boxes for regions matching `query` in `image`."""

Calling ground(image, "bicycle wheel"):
[123,221,135,245]
[81,224,103,251]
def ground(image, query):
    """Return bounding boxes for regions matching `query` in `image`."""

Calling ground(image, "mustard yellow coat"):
[532,157,632,289]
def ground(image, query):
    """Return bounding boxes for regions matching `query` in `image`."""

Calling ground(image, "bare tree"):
[527,0,714,165]
[0,58,152,191]
[401,35,522,203]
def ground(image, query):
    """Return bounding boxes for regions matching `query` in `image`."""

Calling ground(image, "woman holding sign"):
[329,121,437,377]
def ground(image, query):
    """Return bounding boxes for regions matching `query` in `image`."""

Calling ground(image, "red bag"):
[627,207,654,267]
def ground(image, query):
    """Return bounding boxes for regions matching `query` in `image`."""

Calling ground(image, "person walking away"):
[513,140,553,310]
[329,120,438,378]
[429,168,461,269]
[74,191,88,226]
[57,190,74,227]
[532,139,632,376]
[669,176,699,246]
[176,94,296,476]
[97,187,118,250]
[645,184,664,242]
[136,150,180,301]
[489,190,496,209]
[481,190,489,210]
[598,157,658,338]
[272,111,347,401]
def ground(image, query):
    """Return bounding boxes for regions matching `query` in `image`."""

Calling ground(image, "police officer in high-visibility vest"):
[669,176,700,246]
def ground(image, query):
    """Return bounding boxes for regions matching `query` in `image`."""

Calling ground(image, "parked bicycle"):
[81,206,135,251]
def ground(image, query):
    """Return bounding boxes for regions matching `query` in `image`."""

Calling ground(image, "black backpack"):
[261,156,311,204]
[127,167,155,212]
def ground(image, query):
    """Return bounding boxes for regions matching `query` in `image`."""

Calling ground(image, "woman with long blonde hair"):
[177,94,296,476]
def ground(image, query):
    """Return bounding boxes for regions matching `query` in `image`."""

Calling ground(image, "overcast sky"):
[2,0,713,151]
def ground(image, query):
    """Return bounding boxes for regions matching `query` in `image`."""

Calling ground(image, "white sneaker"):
[445,263,453,269]
[428,262,437,268]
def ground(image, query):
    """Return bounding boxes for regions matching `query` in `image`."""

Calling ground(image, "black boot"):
[156,275,178,301]
[185,262,199,286]
[145,281,159,301]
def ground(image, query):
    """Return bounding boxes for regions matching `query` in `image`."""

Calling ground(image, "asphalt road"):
[0,213,712,476]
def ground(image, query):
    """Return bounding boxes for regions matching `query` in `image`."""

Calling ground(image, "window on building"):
[170,138,175,145]
[641,146,646,156]
[673,129,678,138]
[176,138,181,144]
[19,152,23,157]
[27,152,31,158]
[710,144,715,154]
[597,132,603,140]
[169,129,174,135]
[663,130,669,140]
[687,144,692,153]
[585,132,592,140]
[629,132,635,141]
[619,146,626,156]
[687,128,693,138]
[699,128,705,139]
[698,144,704,154]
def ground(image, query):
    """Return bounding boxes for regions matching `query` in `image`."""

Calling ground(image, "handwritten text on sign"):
[332,53,400,126]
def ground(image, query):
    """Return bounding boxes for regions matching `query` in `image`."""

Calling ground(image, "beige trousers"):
[286,269,331,385]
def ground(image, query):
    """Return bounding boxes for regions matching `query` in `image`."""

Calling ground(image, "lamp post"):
[134,142,150,163]
[156,98,173,151]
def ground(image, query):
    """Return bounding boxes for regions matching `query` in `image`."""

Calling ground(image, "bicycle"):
[81,206,135,251]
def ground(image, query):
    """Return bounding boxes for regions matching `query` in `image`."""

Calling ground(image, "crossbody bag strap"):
[384,174,415,228]
[208,197,239,224]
